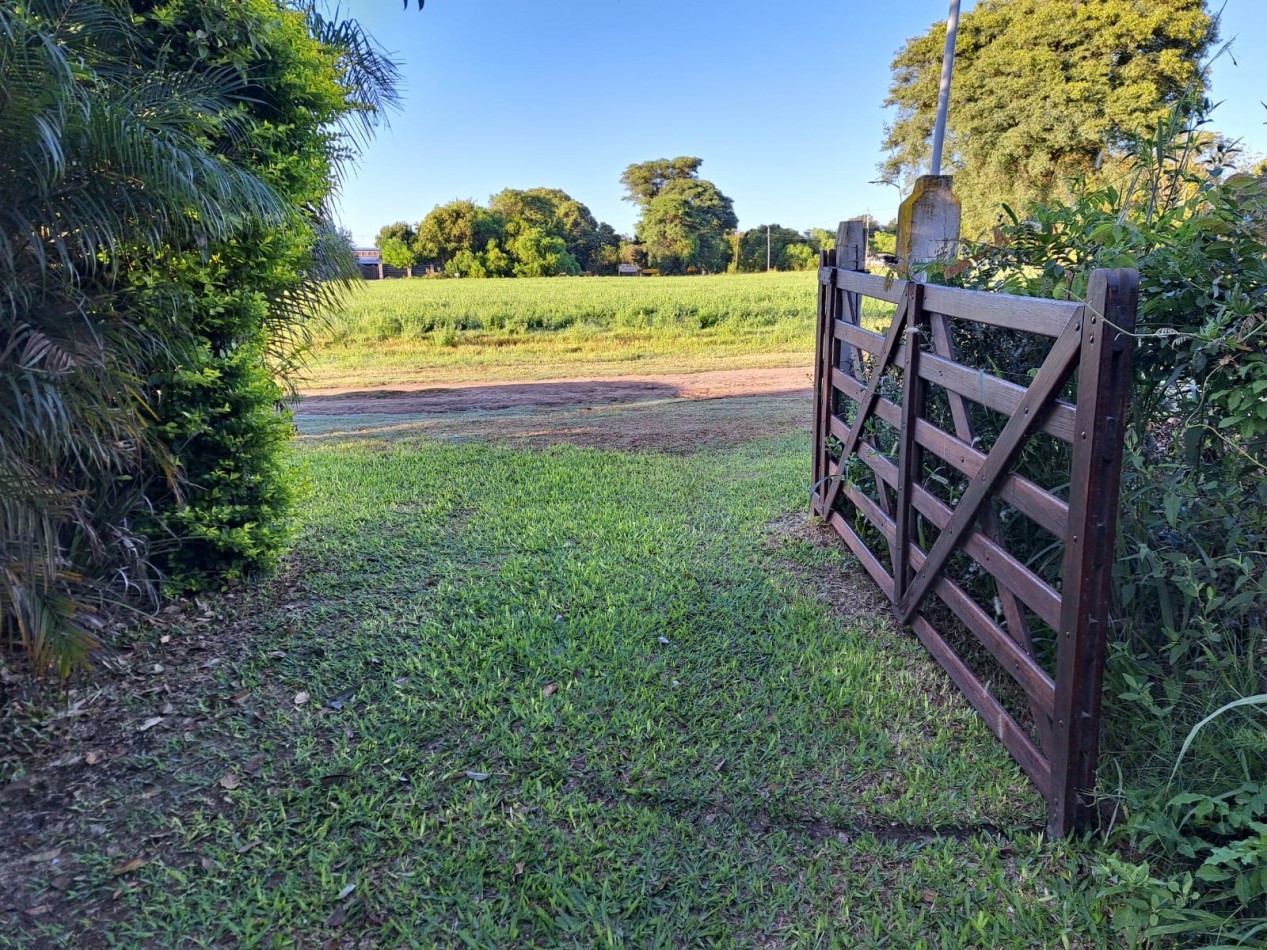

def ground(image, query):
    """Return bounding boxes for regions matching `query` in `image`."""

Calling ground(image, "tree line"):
[373,158,892,277]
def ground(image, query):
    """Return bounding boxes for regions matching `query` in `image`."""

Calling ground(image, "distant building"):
[617,264,640,277]
[354,247,383,280]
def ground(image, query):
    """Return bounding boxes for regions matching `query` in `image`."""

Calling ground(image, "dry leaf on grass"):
[219,772,242,790]
[137,716,164,732]
[542,683,558,697]
[293,691,310,706]
[111,857,147,876]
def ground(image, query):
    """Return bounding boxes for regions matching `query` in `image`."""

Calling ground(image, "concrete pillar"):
[896,175,961,276]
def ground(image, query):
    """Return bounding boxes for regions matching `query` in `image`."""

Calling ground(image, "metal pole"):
[930,0,961,176]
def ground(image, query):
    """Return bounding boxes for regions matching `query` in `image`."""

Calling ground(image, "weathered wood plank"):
[819,266,1080,338]
[829,378,1070,538]
[894,327,924,601]
[822,266,910,304]
[922,286,1081,338]
[812,249,835,509]
[833,320,1077,442]
[896,313,1084,624]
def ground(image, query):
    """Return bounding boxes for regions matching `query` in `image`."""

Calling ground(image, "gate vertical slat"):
[835,220,901,566]
[1049,268,1138,836]
[812,248,832,509]
[894,322,925,601]
[835,220,868,380]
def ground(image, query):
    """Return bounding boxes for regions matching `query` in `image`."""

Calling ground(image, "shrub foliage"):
[941,101,1266,944]
[0,0,396,671]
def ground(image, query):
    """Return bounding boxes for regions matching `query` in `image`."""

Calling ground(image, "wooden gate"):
[811,237,1137,836]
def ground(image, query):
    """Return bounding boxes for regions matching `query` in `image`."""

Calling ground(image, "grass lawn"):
[6,422,1112,947]
[303,273,894,390]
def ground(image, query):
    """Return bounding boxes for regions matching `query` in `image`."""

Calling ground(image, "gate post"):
[896,175,961,278]
[812,247,837,512]
[835,219,868,374]
[1049,268,1138,836]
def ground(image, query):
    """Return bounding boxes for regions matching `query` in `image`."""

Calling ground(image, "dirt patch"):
[298,367,813,416]
[297,392,814,454]
[766,512,891,621]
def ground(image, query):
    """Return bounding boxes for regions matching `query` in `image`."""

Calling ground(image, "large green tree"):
[619,157,705,207]
[376,221,424,274]
[488,188,618,273]
[625,159,737,274]
[881,0,1214,235]
[127,0,396,593]
[415,200,507,269]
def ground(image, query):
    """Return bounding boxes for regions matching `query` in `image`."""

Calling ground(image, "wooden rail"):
[811,242,1137,837]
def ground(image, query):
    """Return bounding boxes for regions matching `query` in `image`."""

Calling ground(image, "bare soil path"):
[298,366,814,415]
[295,366,816,453]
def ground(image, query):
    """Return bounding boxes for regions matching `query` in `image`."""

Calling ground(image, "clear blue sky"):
[334,0,1267,247]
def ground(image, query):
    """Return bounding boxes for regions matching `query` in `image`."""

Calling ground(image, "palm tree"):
[1,0,400,675]
[0,0,286,674]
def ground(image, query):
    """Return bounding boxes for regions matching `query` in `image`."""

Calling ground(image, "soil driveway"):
[298,367,814,416]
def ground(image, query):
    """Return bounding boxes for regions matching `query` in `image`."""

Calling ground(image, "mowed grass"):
[17,432,1112,948]
[305,273,891,389]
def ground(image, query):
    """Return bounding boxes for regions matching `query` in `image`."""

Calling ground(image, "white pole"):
[929,0,961,176]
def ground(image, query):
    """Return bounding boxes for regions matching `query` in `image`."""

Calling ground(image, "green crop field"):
[304,273,891,389]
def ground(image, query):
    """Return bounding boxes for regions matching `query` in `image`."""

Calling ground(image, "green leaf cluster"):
[624,160,738,275]
[0,0,397,670]
[882,0,1214,236]
[936,100,1267,943]
[120,0,396,594]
